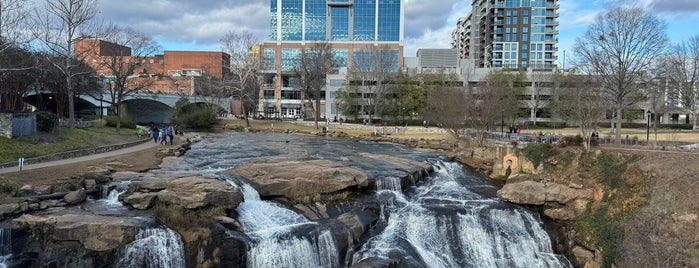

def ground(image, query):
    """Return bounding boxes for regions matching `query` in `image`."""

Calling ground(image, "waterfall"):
[376,176,402,191]
[0,228,10,268]
[102,188,126,206]
[353,161,571,268]
[235,183,339,268]
[118,227,185,268]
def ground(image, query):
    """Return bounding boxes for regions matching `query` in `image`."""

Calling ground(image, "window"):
[522,34,528,41]
[522,44,528,50]
[522,52,528,59]
[505,43,511,50]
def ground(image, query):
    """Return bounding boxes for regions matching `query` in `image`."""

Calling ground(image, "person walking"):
[160,127,168,145]
[167,125,175,145]
[152,127,160,143]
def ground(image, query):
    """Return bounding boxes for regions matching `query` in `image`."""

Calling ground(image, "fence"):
[0,113,36,139]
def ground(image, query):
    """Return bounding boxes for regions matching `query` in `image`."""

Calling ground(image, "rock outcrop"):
[226,157,369,202]
[119,175,243,210]
[14,214,151,252]
[497,180,593,221]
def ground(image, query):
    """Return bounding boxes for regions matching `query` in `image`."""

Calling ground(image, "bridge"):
[23,91,232,124]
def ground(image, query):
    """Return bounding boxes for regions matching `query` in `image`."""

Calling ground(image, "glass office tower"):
[262,0,405,120]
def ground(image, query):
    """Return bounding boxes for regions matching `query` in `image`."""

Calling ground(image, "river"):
[1,132,571,267]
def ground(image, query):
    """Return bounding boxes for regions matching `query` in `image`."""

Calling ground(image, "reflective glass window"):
[281,48,301,71]
[264,48,276,71]
[331,7,350,41]
[281,0,303,40]
[305,0,326,40]
[354,0,376,41]
[378,0,401,41]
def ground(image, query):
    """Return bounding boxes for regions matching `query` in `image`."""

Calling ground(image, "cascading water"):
[117,227,186,268]
[353,160,572,268]
[376,176,402,191]
[0,228,10,268]
[235,183,339,268]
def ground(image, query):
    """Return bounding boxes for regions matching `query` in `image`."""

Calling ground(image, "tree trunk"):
[615,107,622,144]
[314,93,321,129]
[66,72,76,128]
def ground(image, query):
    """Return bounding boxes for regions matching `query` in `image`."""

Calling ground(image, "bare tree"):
[458,69,524,146]
[659,36,699,129]
[294,41,336,129]
[526,71,553,125]
[0,0,30,55]
[31,0,100,128]
[573,6,668,143]
[344,45,399,124]
[424,85,468,139]
[220,30,261,128]
[0,43,34,111]
[552,73,607,151]
[90,25,160,132]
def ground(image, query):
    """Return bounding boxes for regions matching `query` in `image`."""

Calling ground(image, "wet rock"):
[15,184,54,197]
[63,189,87,205]
[121,175,243,210]
[226,157,368,203]
[159,176,243,209]
[121,192,158,210]
[0,203,19,216]
[13,214,150,251]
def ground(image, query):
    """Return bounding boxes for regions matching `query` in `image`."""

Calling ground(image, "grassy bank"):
[0,126,142,164]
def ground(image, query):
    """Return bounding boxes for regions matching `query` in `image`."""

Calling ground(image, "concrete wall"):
[0,113,11,138]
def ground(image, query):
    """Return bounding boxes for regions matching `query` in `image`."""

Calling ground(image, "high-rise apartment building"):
[260,0,405,119]
[452,0,559,69]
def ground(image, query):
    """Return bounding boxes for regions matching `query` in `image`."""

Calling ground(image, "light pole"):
[646,110,651,144]
[99,94,103,119]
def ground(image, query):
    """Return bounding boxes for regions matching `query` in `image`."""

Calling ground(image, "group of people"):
[144,125,177,145]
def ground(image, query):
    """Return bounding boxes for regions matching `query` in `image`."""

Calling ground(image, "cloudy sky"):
[95,0,699,64]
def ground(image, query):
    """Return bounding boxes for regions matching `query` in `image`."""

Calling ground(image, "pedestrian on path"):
[152,127,160,143]
[167,125,175,145]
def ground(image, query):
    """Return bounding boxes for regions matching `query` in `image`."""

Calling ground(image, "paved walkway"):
[0,141,159,174]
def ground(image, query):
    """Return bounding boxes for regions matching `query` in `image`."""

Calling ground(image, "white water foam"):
[235,183,340,268]
[353,160,571,268]
[376,176,402,192]
[118,228,185,268]
[0,228,10,268]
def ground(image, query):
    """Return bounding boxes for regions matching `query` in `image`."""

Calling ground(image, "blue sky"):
[92,0,699,67]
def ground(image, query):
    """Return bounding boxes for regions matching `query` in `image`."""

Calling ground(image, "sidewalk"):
[0,141,158,174]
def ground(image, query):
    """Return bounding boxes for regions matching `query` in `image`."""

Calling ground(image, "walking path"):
[0,141,158,174]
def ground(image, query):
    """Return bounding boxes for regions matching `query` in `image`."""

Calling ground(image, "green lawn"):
[0,126,143,164]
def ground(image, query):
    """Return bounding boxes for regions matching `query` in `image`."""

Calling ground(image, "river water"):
[1,132,571,267]
[163,132,571,267]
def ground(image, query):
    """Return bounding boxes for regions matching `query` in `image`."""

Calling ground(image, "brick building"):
[74,39,230,94]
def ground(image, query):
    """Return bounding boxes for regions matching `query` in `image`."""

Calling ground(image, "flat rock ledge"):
[497,180,594,221]
[13,214,151,252]
[226,157,369,203]
[120,175,243,210]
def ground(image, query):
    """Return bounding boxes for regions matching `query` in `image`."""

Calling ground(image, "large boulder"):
[159,176,243,209]
[120,175,243,210]
[498,181,593,206]
[13,214,150,252]
[226,157,369,202]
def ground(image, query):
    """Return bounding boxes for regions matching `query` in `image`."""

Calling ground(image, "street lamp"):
[99,94,103,119]
[646,110,651,144]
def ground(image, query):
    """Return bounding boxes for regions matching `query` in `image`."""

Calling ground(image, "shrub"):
[659,124,693,130]
[560,134,584,147]
[35,111,58,132]
[171,98,218,129]
[104,115,136,129]
[522,143,551,169]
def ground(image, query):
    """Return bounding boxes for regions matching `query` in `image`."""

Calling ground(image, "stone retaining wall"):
[0,138,151,169]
